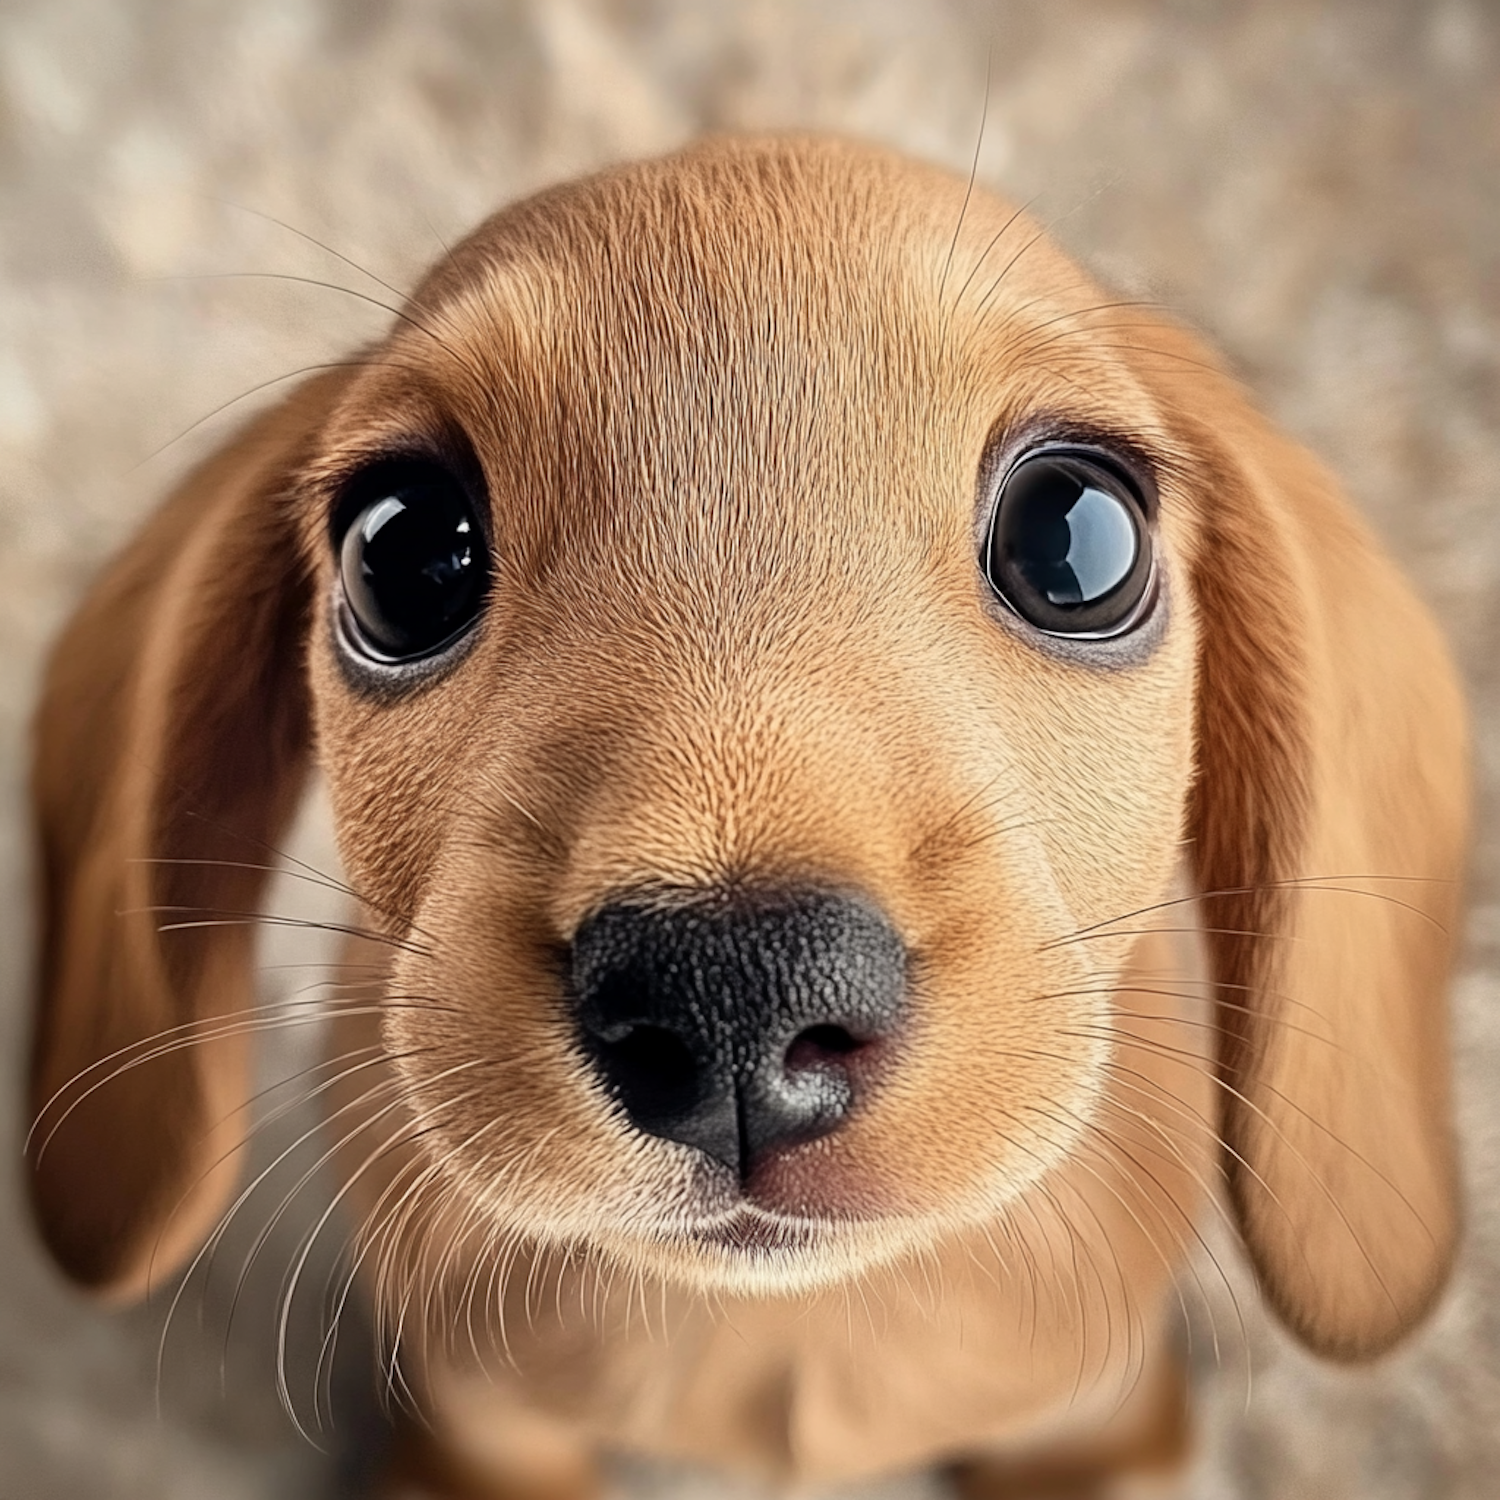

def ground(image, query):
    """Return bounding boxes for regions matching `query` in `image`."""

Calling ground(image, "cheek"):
[306,645,492,921]
[998,622,1197,938]
[813,612,1198,1216]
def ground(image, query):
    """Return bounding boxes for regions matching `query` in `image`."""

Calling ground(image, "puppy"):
[26,135,1469,1497]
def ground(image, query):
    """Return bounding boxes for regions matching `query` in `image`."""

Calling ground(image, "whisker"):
[1074,1026,1433,1300]
[1064,341,1227,377]
[152,271,483,386]
[276,1083,487,1433]
[132,855,430,941]
[1036,982,1343,1053]
[1057,1104,1247,1383]
[30,998,451,1163]
[129,358,401,472]
[939,45,993,309]
[208,196,412,304]
[147,1040,391,1293]
[1039,923,1295,952]
[303,1115,460,1434]
[950,198,1035,314]
[971,222,1056,324]
[157,1067,412,1413]
[967,181,1118,331]
[316,1144,469,1412]
[471,785,566,858]
[135,906,430,957]
[170,805,427,941]
[1048,874,1451,948]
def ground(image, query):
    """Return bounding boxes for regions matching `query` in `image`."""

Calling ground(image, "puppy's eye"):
[336,461,489,662]
[982,450,1154,638]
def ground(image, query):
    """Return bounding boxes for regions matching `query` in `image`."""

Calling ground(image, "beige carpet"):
[2,1,1498,1495]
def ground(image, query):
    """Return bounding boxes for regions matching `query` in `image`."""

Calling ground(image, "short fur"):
[27,136,1469,1495]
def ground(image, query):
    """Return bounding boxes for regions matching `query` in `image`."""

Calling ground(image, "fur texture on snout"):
[27,135,1469,1488]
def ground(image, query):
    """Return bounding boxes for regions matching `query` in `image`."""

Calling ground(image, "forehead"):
[309,138,1171,567]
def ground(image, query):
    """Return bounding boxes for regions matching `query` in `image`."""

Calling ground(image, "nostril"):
[595,1024,700,1118]
[784,1023,865,1072]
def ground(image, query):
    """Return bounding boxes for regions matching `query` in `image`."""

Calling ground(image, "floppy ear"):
[27,372,348,1300]
[1185,390,1469,1358]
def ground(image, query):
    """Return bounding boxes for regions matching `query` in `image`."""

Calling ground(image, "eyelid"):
[998,442,1155,515]
[325,437,494,550]
[973,415,1165,527]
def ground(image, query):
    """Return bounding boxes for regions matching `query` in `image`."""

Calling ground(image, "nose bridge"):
[549,631,931,910]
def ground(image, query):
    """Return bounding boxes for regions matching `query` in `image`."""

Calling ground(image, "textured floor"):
[1,1,1498,1495]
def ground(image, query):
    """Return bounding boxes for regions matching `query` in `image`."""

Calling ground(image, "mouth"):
[571,1159,939,1295]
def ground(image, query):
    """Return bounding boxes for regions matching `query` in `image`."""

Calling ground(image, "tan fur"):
[27,136,1469,1492]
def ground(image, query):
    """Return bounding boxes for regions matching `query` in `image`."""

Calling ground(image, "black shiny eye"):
[982,449,1154,637]
[336,460,489,662]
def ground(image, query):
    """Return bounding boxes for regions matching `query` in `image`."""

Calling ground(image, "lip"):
[689,1207,822,1254]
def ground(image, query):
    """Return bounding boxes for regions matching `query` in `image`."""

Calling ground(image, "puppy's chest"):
[445,1226,1158,1487]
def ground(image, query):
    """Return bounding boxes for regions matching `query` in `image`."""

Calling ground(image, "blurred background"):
[1,1,1498,1496]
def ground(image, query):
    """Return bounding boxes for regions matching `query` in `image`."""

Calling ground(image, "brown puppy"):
[27,136,1468,1496]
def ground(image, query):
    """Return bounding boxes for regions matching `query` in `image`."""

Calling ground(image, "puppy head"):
[29,137,1467,1359]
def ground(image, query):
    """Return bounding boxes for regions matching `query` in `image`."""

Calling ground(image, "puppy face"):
[29,136,1467,1361]
[293,142,1200,1293]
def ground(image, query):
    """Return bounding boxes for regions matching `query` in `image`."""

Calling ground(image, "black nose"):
[570,889,906,1177]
